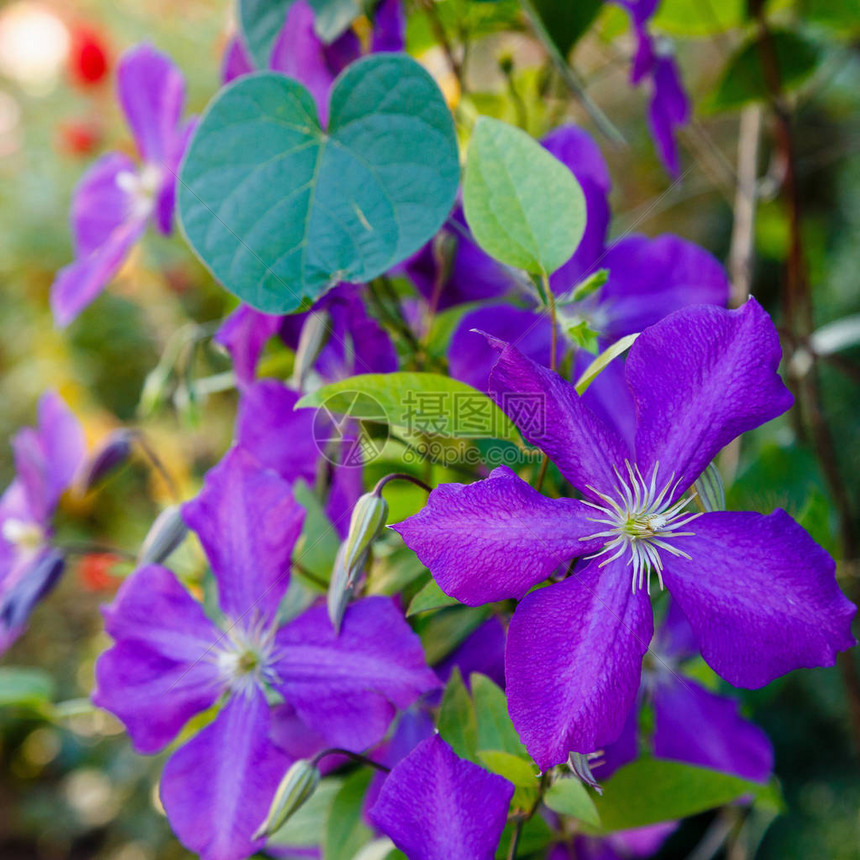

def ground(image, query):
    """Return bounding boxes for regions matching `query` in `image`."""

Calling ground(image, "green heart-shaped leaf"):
[239,0,292,67]
[179,55,460,314]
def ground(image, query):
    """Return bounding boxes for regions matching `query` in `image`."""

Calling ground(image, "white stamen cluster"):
[581,462,701,594]
[214,617,277,695]
[2,518,45,552]
[116,163,161,221]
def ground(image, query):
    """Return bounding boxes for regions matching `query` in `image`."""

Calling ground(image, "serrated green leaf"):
[463,116,586,276]
[471,673,527,758]
[593,758,763,832]
[179,56,459,314]
[239,0,292,68]
[574,333,639,395]
[296,372,522,445]
[407,577,459,616]
[707,29,822,113]
[0,667,55,709]
[478,750,538,787]
[324,769,373,860]
[437,667,479,761]
[544,777,601,827]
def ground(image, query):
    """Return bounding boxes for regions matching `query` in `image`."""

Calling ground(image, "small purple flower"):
[93,448,437,860]
[216,285,397,389]
[394,300,856,769]
[448,125,729,391]
[51,45,196,327]
[369,734,515,860]
[613,0,690,174]
[0,392,85,652]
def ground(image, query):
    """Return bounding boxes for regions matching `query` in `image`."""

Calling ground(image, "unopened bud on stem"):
[138,505,188,566]
[253,759,321,840]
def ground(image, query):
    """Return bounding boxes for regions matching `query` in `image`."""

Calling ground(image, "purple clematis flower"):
[612,0,690,175]
[0,392,85,652]
[369,734,514,860]
[93,448,437,860]
[216,284,397,389]
[51,44,196,327]
[394,300,856,769]
[448,125,728,392]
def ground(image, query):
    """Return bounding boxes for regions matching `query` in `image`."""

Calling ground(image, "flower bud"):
[253,759,321,840]
[138,506,188,566]
[78,430,134,493]
[341,492,388,578]
[327,542,354,634]
[694,461,725,513]
[291,310,331,389]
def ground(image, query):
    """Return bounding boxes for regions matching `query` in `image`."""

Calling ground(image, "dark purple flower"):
[394,300,856,769]
[0,392,85,652]
[215,285,397,389]
[613,1,690,174]
[51,45,195,327]
[93,448,437,860]
[369,734,514,860]
[447,125,729,392]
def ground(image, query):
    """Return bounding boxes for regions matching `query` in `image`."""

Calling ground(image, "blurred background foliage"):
[0,0,858,857]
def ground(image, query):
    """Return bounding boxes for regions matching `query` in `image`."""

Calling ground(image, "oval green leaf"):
[239,0,292,68]
[179,55,460,314]
[463,115,586,276]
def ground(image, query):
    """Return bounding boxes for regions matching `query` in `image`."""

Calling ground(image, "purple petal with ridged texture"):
[664,510,856,688]
[574,349,637,454]
[402,206,517,310]
[118,44,185,166]
[647,56,690,177]
[372,0,405,51]
[51,216,147,328]
[598,235,729,341]
[506,559,653,768]
[160,687,290,860]
[627,300,793,495]
[221,35,254,84]
[486,338,630,497]
[653,674,773,782]
[272,597,438,751]
[70,151,136,257]
[235,380,318,485]
[92,565,223,753]
[270,1,343,126]
[182,447,305,628]
[215,305,283,388]
[541,125,612,293]
[448,306,556,393]
[369,735,514,860]
[393,465,603,606]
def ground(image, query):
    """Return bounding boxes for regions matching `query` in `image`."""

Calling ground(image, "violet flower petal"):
[70,151,136,257]
[369,735,514,860]
[448,306,555,393]
[182,447,305,628]
[215,305,283,388]
[647,56,690,177]
[486,337,630,497]
[574,349,638,454]
[160,687,290,860]
[598,235,730,340]
[663,510,856,688]
[117,44,186,167]
[435,617,507,691]
[506,559,653,768]
[51,217,147,328]
[628,300,793,495]
[541,125,612,292]
[272,597,438,751]
[235,380,319,486]
[371,0,406,52]
[154,115,197,236]
[392,465,604,606]
[222,35,255,84]
[92,565,224,753]
[653,675,774,783]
